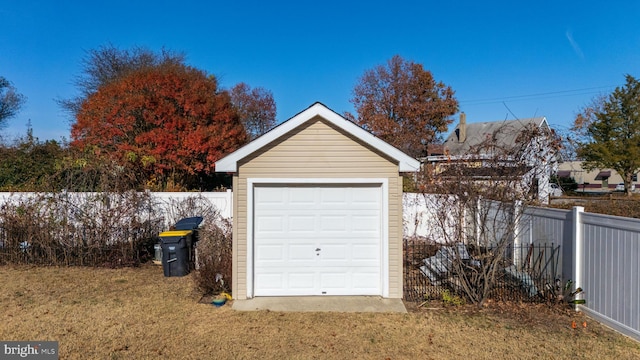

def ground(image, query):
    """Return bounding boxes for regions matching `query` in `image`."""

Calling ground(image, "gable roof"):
[215,102,420,172]
[443,117,549,156]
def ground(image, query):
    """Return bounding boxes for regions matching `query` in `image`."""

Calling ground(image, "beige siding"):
[231,175,240,299]
[234,118,404,299]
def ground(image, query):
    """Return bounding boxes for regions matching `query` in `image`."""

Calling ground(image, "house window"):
[530,177,539,197]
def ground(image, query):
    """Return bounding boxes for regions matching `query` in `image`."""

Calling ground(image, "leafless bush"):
[408,123,559,306]
[193,217,232,295]
[156,194,221,229]
[0,195,59,265]
[0,190,237,288]
[0,191,161,266]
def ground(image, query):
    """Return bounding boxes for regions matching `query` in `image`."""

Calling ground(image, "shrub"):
[193,217,232,295]
[441,289,465,306]
[0,191,161,266]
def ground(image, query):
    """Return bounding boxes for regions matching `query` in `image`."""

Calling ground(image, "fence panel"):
[480,200,516,247]
[579,212,640,341]
[152,190,233,225]
[403,193,459,242]
[520,207,573,282]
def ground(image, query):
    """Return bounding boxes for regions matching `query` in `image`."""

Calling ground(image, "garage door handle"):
[315,248,321,252]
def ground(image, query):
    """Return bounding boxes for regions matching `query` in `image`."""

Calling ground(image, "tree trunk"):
[625,173,634,197]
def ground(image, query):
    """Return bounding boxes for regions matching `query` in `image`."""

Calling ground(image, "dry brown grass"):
[1,265,639,359]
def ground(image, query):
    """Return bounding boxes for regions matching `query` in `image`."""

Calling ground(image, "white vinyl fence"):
[0,190,232,224]
[151,190,233,226]
[517,207,573,285]
[576,209,640,342]
[403,193,459,241]
[497,205,640,342]
[403,194,640,342]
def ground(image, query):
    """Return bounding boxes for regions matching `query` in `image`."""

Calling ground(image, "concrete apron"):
[232,296,407,313]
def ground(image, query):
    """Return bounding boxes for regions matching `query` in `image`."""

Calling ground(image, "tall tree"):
[573,74,640,196]
[348,55,458,158]
[0,76,26,127]
[59,45,185,117]
[0,128,64,191]
[70,62,247,190]
[230,82,277,140]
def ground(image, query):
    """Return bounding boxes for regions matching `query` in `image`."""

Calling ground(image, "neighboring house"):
[215,103,419,300]
[424,113,559,204]
[557,161,637,192]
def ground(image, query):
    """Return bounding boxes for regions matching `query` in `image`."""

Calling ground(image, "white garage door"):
[253,184,382,296]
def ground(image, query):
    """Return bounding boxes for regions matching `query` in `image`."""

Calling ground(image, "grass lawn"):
[1,265,639,359]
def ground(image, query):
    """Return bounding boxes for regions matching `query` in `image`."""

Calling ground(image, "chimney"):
[459,112,466,143]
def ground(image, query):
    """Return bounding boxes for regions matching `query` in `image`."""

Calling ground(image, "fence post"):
[226,189,233,219]
[475,197,481,246]
[572,206,584,307]
[512,200,523,269]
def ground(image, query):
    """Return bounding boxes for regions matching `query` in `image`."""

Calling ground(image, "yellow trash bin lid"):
[159,230,192,237]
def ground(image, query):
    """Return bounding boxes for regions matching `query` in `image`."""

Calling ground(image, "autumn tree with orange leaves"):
[348,55,458,158]
[70,63,247,190]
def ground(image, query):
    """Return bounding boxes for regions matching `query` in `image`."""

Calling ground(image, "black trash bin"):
[159,230,193,277]
[172,216,204,265]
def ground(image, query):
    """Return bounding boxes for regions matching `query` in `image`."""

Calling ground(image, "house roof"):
[439,163,533,179]
[443,117,549,156]
[215,102,421,173]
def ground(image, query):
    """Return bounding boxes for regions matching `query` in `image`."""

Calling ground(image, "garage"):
[215,103,419,299]
[253,184,382,296]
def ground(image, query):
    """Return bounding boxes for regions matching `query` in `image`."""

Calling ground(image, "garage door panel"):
[288,273,316,289]
[320,215,347,231]
[319,273,348,289]
[255,245,284,261]
[255,215,285,232]
[319,187,348,204]
[352,272,380,290]
[288,244,315,261]
[255,271,317,295]
[289,215,315,232]
[288,187,317,204]
[254,185,382,296]
[352,244,379,260]
[352,214,381,232]
[320,244,347,260]
[352,188,381,204]
[255,273,284,291]
[255,187,287,204]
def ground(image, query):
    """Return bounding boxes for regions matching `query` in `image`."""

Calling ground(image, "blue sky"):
[1,1,639,141]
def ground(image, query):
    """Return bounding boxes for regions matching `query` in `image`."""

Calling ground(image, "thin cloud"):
[566,30,585,59]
